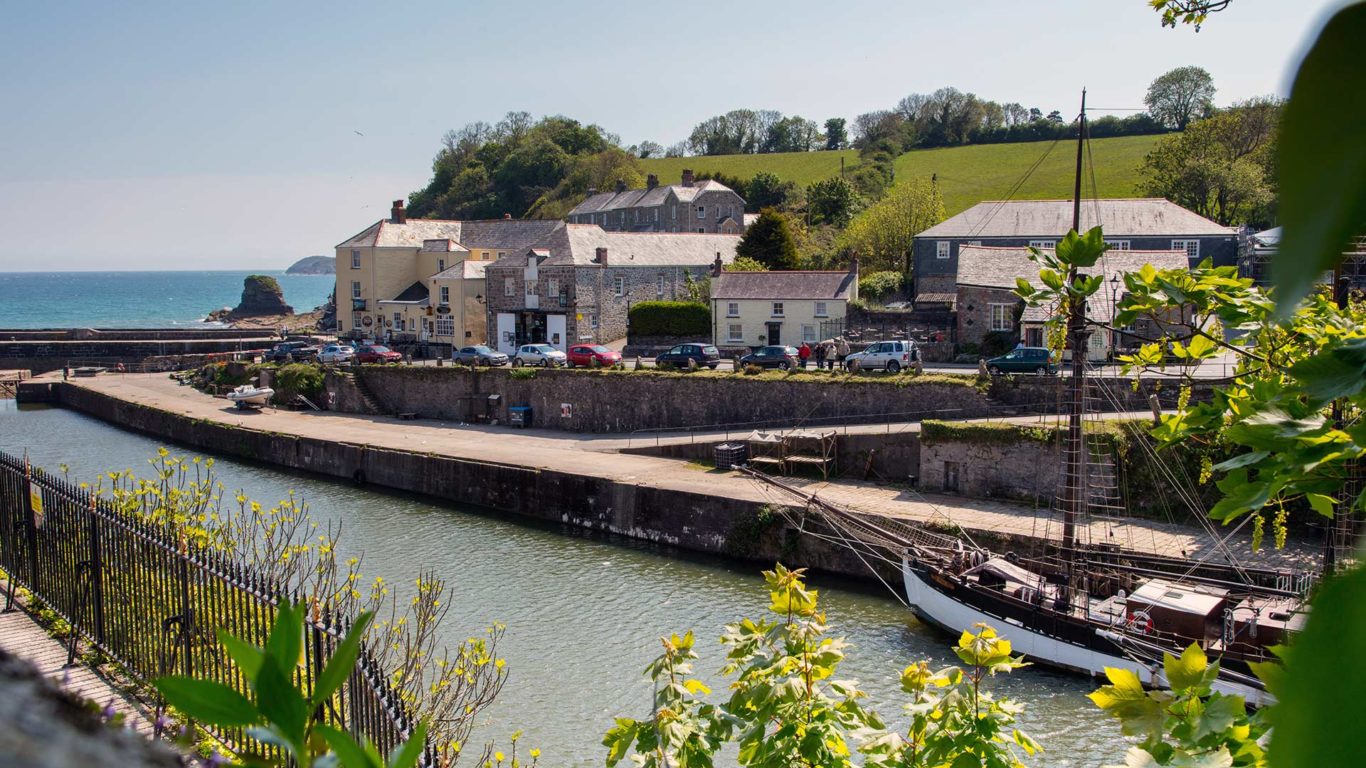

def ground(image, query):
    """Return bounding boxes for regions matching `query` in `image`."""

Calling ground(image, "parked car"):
[356,344,403,364]
[846,340,917,373]
[739,345,800,370]
[265,341,318,363]
[452,345,509,366]
[513,343,566,367]
[317,344,356,364]
[985,346,1058,375]
[566,344,621,368]
[654,343,721,369]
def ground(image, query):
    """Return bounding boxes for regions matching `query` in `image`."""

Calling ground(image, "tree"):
[805,177,860,227]
[1145,65,1216,130]
[837,176,946,273]
[735,209,799,270]
[745,171,793,212]
[635,140,664,159]
[1139,98,1280,226]
[763,115,821,153]
[823,117,847,150]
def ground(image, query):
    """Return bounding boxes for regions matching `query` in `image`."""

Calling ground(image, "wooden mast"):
[1061,89,1088,573]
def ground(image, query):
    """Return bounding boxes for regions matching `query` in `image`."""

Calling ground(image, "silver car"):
[513,343,566,367]
[846,340,917,372]
[317,344,356,364]
[452,345,509,366]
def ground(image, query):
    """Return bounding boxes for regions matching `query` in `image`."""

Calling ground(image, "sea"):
[0,271,336,329]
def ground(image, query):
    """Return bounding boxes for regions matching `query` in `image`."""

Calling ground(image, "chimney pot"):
[615,179,627,194]
[390,199,406,224]
[595,247,608,265]
[712,252,723,278]
[646,174,658,189]
[681,169,694,188]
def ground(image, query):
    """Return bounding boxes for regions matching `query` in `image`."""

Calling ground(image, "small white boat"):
[227,384,274,409]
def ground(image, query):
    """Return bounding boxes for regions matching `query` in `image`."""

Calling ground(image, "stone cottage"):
[567,170,747,234]
[710,266,858,349]
[484,225,741,353]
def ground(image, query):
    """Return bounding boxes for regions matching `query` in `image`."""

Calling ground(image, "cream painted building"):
[710,267,858,349]
[335,200,564,345]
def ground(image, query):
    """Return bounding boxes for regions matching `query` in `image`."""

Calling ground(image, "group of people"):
[796,338,852,370]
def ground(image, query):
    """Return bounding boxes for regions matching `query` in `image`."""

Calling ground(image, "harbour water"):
[0,399,1120,766]
[0,271,335,329]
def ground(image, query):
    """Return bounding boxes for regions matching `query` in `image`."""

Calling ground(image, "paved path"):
[0,585,156,735]
[55,373,1318,572]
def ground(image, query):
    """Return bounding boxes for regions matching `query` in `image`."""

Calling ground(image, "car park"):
[452,345,509,366]
[985,346,1058,375]
[317,344,356,364]
[566,344,621,368]
[356,344,403,364]
[513,343,566,367]
[738,345,800,370]
[265,341,318,363]
[846,340,917,372]
[654,343,721,369]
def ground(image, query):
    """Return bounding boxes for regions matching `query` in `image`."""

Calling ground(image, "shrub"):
[980,331,1018,357]
[509,367,537,380]
[274,363,324,402]
[858,270,904,300]
[628,301,710,337]
[743,364,763,376]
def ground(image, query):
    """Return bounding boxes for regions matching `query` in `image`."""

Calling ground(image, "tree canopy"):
[837,177,946,273]
[1145,65,1217,130]
[735,209,800,270]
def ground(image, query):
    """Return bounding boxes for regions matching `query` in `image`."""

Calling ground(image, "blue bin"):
[508,405,532,428]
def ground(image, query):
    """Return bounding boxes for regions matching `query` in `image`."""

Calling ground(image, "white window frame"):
[1104,239,1131,251]
[1172,239,1200,258]
[814,301,828,317]
[393,312,404,330]
[351,281,362,299]
[435,316,455,336]
[437,258,445,271]
[727,323,744,343]
[726,302,739,317]
[352,311,362,328]
[1028,240,1057,250]
[697,206,705,219]
[989,303,1013,332]
[772,302,784,317]
[656,275,665,297]
[671,206,677,220]
[801,324,817,343]
[504,277,515,297]
[526,281,539,297]
[439,286,450,304]
[590,314,598,329]
[935,241,950,259]
[351,249,361,269]
[613,276,625,297]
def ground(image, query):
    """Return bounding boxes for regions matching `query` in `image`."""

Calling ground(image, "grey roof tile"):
[712,270,856,300]
[917,199,1235,239]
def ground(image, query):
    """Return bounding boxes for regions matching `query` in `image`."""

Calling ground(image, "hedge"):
[628,301,710,337]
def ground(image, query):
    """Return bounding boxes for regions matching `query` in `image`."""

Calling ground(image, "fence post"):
[87,498,106,645]
[177,553,194,679]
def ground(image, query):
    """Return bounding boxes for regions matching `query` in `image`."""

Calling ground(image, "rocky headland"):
[285,255,335,275]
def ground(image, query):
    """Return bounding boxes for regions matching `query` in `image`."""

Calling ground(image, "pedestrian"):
[798,341,811,369]
[814,341,827,370]
[836,337,850,370]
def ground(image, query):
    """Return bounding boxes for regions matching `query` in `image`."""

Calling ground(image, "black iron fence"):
[0,451,429,764]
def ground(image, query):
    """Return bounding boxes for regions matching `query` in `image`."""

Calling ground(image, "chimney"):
[681,169,694,188]
[595,247,608,265]
[712,252,723,278]
[646,174,658,189]
[615,179,627,194]
[390,199,406,224]
[504,212,512,219]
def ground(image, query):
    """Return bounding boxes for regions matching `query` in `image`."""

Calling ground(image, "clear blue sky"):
[0,0,1345,271]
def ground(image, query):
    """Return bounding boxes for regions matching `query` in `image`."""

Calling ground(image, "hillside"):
[640,134,1163,215]
[285,255,335,275]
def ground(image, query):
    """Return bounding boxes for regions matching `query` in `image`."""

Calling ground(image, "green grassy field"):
[640,134,1164,216]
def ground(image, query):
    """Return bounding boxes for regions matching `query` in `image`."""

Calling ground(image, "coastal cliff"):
[285,255,335,275]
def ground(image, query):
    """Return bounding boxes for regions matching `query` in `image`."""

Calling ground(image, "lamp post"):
[1108,274,1121,364]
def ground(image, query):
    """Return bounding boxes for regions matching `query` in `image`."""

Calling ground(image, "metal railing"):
[0,451,430,765]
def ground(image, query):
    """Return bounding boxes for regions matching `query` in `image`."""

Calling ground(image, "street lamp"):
[1109,274,1121,363]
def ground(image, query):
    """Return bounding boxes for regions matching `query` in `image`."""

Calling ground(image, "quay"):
[17,372,1313,583]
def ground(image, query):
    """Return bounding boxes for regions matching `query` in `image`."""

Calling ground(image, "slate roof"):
[956,245,1189,324]
[337,218,563,250]
[380,281,430,305]
[712,271,856,301]
[431,260,489,281]
[916,199,1235,239]
[490,225,740,269]
[568,179,734,216]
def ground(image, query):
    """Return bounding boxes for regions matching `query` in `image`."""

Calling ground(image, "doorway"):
[765,322,782,346]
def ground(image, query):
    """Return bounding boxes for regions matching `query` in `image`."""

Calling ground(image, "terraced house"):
[484,226,741,354]
[567,170,746,234]
[335,200,563,345]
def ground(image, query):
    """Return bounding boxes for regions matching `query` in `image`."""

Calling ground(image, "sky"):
[0,0,1347,271]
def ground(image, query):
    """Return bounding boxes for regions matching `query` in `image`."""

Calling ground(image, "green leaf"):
[1272,3,1366,311]
[1270,565,1366,768]
[1163,644,1208,692]
[1306,493,1337,518]
[265,601,304,679]
[1211,451,1269,473]
[387,720,427,768]
[1185,334,1218,359]
[313,611,374,708]
[155,676,260,727]
[1289,339,1366,404]
[255,653,310,751]
[318,724,380,768]
[218,629,264,680]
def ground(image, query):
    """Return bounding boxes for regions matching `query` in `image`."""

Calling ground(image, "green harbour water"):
[0,399,1121,766]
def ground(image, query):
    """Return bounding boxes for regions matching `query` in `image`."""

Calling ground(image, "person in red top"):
[798,342,812,369]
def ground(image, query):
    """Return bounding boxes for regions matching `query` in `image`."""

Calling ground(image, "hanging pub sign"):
[436,305,451,315]
[362,316,373,327]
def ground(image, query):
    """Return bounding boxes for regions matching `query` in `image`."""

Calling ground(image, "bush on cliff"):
[274,363,324,402]
[628,301,709,337]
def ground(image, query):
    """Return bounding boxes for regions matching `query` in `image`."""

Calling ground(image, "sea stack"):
[207,275,294,321]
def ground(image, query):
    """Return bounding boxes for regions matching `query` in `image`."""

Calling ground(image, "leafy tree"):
[530,147,645,219]
[857,271,904,301]
[1149,0,1232,31]
[736,209,799,270]
[635,140,664,158]
[806,177,861,227]
[728,256,770,272]
[1139,98,1280,226]
[1046,110,1064,123]
[763,115,822,153]
[823,117,848,150]
[745,171,794,212]
[837,177,946,273]
[1145,65,1217,130]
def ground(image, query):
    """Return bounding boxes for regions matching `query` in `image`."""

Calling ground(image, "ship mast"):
[1060,89,1088,573]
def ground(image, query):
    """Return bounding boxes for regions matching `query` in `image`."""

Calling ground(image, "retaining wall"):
[1,339,276,374]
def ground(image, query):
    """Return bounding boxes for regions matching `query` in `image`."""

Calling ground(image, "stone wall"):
[919,428,1061,502]
[0,338,277,374]
[623,429,922,482]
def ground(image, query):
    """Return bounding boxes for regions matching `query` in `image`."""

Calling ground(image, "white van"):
[847,340,917,372]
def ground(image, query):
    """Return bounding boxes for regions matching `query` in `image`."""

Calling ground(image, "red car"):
[356,344,403,364]
[566,344,621,368]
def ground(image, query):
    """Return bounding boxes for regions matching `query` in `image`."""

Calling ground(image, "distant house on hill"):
[912,199,1236,298]
[954,245,1190,360]
[567,170,747,234]
[484,226,741,353]
[710,265,858,349]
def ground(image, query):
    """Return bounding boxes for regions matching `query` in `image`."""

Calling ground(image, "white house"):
[710,266,858,349]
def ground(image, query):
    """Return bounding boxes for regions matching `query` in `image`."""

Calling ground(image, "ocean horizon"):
[0,271,335,329]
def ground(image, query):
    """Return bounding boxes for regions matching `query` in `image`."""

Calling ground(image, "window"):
[990,303,1013,332]
[547,278,559,297]
[435,316,454,336]
[338,320,344,332]
[393,312,404,330]
[936,241,950,259]
[351,249,361,269]
[526,282,539,296]
[671,206,677,220]
[437,259,445,271]
[498,251,506,259]
[772,302,784,317]
[814,301,828,317]
[697,228,705,234]
[613,276,625,297]
[653,209,659,222]
[1172,239,1200,258]
[656,275,665,297]
[802,325,817,343]
[352,312,362,328]
[726,302,739,317]
[697,206,705,219]
[1028,240,1057,250]
[351,281,362,299]
[439,286,450,304]
[504,277,515,297]
[1104,239,1131,251]
[590,314,598,329]
[727,323,744,342]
